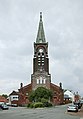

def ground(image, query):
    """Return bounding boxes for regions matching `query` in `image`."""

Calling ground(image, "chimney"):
[20,83,23,88]
[59,82,62,89]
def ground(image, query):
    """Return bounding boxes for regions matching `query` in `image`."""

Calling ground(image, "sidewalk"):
[77,106,83,117]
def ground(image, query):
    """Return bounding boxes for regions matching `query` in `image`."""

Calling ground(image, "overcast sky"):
[0,0,83,97]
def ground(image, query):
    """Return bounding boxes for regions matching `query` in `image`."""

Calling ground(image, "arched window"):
[37,77,46,84]
[37,79,39,84]
[43,79,46,84]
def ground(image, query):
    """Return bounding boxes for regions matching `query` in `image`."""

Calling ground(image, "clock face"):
[39,48,43,53]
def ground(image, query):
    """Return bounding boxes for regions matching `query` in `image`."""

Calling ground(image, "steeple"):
[36,12,46,43]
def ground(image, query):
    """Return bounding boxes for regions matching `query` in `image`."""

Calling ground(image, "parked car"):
[11,104,18,107]
[6,103,11,106]
[0,104,9,110]
[67,104,78,112]
[73,102,82,109]
[80,100,83,105]
[0,102,4,105]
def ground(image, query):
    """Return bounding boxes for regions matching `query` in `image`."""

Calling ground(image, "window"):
[13,97,18,99]
[54,91,56,95]
[37,79,39,84]
[38,58,40,60]
[37,77,45,84]
[43,79,46,84]
[40,67,43,71]
[42,55,44,57]
[42,58,44,60]
[40,79,42,84]
[37,79,40,84]
[38,52,40,55]
[26,93,28,96]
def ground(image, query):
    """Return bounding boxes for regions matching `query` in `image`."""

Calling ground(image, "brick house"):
[9,13,64,106]
[74,92,81,102]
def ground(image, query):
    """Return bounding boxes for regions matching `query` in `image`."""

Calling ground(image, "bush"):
[33,102,44,108]
[27,103,31,108]
[27,102,44,108]
[27,98,53,108]
[43,102,52,107]
[41,98,48,103]
[41,98,52,107]
[27,103,34,108]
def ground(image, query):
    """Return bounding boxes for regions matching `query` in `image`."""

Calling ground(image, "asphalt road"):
[0,105,82,119]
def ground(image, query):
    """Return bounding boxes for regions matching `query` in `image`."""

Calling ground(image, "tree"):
[29,91,35,102]
[29,87,53,102]
[2,94,8,99]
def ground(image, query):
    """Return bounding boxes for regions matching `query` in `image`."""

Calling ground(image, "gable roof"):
[9,91,19,96]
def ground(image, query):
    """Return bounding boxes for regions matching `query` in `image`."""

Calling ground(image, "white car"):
[0,104,9,110]
[67,104,78,112]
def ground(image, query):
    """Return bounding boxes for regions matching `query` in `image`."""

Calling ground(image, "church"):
[9,13,64,106]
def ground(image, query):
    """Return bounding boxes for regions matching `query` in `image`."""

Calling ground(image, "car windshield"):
[69,105,76,107]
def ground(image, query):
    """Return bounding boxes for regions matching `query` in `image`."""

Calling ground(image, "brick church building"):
[9,13,64,106]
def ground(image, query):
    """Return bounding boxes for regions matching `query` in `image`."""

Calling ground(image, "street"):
[0,105,82,119]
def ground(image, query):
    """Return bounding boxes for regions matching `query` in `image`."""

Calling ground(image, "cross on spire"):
[40,12,42,21]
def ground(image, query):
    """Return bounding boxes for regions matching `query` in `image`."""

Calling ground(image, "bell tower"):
[31,12,51,90]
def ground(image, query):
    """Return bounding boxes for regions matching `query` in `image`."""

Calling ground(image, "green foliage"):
[28,91,35,102]
[28,87,53,108]
[27,103,34,108]
[43,102,52,107]
[29,87,53,102]
[27,101,52,108]
[27,102,52,108]
[27,102,44,108]
[27,103,31,108]
[41,98,52,107]
[2,94,8,98]
[41,98,48,103]
[33,102,44,108]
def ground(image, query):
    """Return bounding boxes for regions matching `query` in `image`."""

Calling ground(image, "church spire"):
[36,12,46,43]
